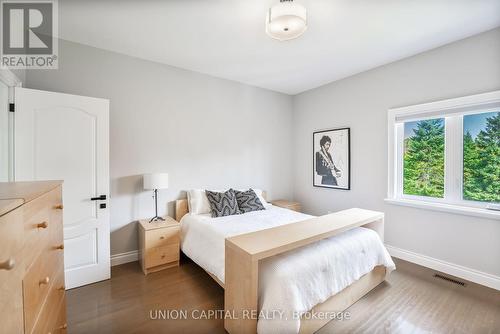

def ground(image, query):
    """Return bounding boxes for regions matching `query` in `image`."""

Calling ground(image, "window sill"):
[384,198,500,220]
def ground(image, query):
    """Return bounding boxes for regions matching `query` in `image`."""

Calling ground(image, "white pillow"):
[187,189,212,215]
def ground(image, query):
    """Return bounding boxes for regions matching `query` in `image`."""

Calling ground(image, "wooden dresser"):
[0,181,67,334]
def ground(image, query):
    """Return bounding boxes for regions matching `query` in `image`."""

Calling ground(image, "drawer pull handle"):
[54,204,64,210]
[161,255,166,259]
[56,244,64,250]
[37,221,48,229]
[160,236,165,239]
[39,276,50,285]
[59,323,67,330]
[0,258,15,270]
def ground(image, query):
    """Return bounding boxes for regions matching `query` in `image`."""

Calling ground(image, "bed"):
[176,194,395,334]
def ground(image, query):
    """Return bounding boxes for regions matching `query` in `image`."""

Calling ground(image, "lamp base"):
[149,189,165,223]
[149,216,165,223]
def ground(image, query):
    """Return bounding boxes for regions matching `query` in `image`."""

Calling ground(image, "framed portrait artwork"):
[313,128,350,190]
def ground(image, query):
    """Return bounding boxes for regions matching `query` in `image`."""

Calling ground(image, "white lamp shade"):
[143,173,169,190]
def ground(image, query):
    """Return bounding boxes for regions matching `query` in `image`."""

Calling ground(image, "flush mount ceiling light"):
[266,0,307,41]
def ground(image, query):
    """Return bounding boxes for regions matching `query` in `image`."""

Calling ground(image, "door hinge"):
[9,103,15,112]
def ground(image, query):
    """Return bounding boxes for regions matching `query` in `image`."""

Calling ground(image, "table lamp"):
[143,173,169,222]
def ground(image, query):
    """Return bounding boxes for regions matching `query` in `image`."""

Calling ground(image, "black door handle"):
[90,195,107,201]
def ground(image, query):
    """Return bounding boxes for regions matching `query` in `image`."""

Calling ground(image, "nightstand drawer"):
[145,226,180,249]
[145,244,179,268]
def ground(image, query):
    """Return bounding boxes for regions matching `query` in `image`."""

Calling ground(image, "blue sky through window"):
[404,119,444,139]
[403,112,499,139]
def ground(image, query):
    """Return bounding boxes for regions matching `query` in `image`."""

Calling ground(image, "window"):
[403,119,445,198]
[463,111,500,203]
[387,91,500,218]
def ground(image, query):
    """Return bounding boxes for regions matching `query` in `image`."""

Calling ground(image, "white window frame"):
[386,91,500,220]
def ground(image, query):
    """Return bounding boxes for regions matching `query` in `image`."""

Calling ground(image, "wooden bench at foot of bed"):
[224,208,386,334]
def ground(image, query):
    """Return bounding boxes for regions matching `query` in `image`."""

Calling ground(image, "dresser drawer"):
[0,208,25,334]
[145,244,179,268]
[23,243,64,333]
[145,226,180,249]
[23,188,64,271]
[0,181,65,334]
[48,187,64,247]
[0,207,24,277]
[52,300,68,334]
[31,269,66,334]
[23,192,62,268]
[23,199,51,268]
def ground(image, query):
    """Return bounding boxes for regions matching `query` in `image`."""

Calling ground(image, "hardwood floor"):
[318,259,500,334]
[66,257,500,334]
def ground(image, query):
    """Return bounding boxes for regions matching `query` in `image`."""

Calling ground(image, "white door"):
[14,87,110,289]
[0,81,9,182]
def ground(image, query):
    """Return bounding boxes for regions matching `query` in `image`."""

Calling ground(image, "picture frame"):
[313,127,350,190]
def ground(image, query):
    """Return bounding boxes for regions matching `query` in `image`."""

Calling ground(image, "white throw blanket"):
[180,205,395,334]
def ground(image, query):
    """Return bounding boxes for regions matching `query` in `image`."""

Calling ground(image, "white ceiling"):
[59,0,500,95]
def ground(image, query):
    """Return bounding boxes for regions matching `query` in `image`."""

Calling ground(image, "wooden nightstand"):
[138,216,180,275]
[270,199,301,212]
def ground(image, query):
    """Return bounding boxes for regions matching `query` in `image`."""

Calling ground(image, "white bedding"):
[180,205,395,334]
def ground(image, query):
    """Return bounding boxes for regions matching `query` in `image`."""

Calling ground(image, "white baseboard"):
[111,250,139,267]
[385,244,500,291]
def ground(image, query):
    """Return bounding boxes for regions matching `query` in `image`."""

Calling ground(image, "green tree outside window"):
[463,112,500,202]
[403,119,445,198]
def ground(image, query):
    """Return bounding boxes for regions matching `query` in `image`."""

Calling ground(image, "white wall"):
[292,28,500,279]
[23,29,500,283]
[24,40,294,256]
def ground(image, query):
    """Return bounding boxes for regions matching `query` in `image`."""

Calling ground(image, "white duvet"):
[180,205,395,334]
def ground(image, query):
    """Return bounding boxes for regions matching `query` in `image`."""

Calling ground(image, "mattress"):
[180,205,395,334]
